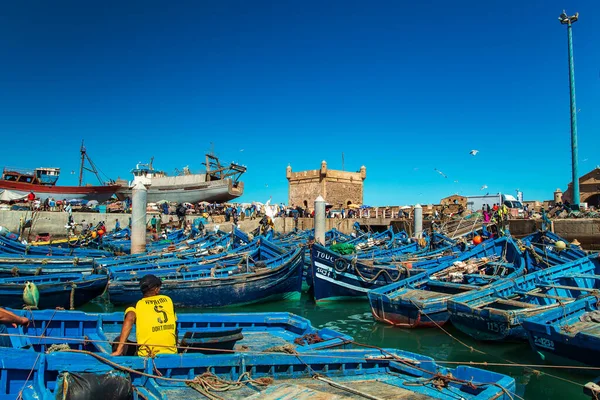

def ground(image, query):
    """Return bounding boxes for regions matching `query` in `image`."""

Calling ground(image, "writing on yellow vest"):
[125,294,177,357]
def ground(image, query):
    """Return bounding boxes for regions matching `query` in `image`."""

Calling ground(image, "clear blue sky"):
[1,1,598,205]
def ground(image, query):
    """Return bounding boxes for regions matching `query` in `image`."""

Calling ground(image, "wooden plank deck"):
[395,289,447,302]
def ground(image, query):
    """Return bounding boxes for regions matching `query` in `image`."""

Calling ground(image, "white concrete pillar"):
[314,196,326,245]
[414,204,423,238]
[131,181,147,254]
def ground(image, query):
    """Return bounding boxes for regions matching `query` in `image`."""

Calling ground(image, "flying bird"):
[583,158,588,162]
[453,180,459,183]
[469,150,479,156]
[240,149,244,152]
[434,168,448,178]
[480,184,488,190]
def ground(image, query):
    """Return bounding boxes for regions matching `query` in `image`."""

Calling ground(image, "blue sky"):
[1,1,598,205]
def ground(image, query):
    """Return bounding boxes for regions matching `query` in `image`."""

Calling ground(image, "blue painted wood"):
[368,237,527,328]
[522,294,600,367]
[3,309,353,353]
[448,254,598,341]
[107,247,305,307]
[107,239,286,281]
[0,234,111,257]
[0,346,516,400]
[520,231,588,270]
[0,273,108,309]
[0,255,97,276]
[310,239,462,302]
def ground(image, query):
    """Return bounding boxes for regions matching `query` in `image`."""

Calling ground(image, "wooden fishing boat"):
[0,255,97,276]
[310,239,461,302]
[4,309,353,353]
[519,230,588,269]
[97,231,234,268]
[4,347,516,400]
[0,232,111,257]
[106,239,285,279]
[0,273,108,309]
[447,255,599,341]
[368,237,526,328]
[522,295,600,367]
[108,248,304,307]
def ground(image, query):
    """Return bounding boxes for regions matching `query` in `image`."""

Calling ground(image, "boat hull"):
[369,298,449,328]
[116,179,243,203]
[449,310,518,341]
[310,244,418,302]
[0,181,118,202]
[0,274,107,309]
[108,249,304,307]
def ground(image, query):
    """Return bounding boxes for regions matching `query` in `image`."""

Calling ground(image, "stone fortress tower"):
[286,161,366,211]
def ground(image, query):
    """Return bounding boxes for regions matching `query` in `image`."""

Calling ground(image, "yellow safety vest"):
[125,295,177,357]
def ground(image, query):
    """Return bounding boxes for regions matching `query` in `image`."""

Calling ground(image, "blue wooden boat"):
[368,237,526,328]
[107,239,286,280]
[3,347,516,400]
[0,255,98,276]
[310,241,461,302]
[97,230,235,268]
[108,248,304,307]
[0,233,111,257]
[447,255,600,341]
[99,228,198,254]
[522,295,600,367]
[519,230,587,269]
[4,309,353,353]
[0,273,108,309]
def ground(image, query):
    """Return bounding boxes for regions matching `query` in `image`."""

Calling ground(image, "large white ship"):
[116,154,246,204]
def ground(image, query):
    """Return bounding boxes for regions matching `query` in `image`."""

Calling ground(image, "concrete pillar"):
[131,181,147,254]
[414,204,423,238]
[314,195,326,245]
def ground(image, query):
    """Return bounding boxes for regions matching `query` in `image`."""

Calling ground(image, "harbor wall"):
[0,211,597,250]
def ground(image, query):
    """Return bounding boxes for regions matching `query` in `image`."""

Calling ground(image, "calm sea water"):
[84,293,591,400]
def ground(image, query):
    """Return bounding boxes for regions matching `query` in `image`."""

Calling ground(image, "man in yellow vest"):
[111,274,178,357]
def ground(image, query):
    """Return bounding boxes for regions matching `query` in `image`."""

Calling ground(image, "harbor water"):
[85,292,591,400]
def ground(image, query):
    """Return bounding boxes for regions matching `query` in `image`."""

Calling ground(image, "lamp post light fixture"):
[558,11,580,208]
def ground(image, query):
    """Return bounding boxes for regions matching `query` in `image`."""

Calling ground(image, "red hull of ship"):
[0,181,119,202]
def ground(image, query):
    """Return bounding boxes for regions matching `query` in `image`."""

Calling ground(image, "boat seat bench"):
[514,289,574,301]
[492,299,540,309]
[426,281,477,291]
[536,284,599,293]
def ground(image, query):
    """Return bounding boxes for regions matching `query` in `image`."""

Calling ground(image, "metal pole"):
[560,11,580,208]
[314,195,326,245]
[131,181,147,254]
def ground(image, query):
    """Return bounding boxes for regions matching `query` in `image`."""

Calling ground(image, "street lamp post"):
[559,11,580,208]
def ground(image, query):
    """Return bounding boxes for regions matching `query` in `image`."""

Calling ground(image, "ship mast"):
[79,141,86,186]
[78,140,108,186]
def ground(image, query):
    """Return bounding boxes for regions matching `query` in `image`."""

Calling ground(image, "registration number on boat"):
[316,267,331,277]
[486,322,504,333]
[533,336,555,350]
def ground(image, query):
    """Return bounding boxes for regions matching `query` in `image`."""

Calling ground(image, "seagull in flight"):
[469,150,479,156]
[453,180,459,183]
[480,184,488,190]
[240,149,245,152]
[434,168,448,178]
